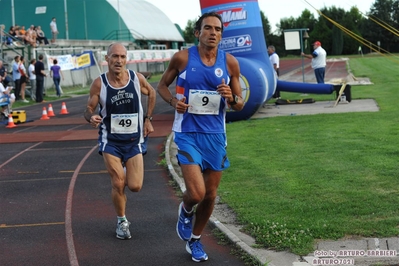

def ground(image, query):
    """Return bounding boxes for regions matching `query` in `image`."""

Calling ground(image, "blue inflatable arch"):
[200,0,275,122]
[200,0,340,122]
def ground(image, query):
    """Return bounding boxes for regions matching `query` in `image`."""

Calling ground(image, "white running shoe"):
[116,220,131,240]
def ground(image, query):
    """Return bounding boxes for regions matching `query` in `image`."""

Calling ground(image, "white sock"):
[182,204,194,215]
[190,234,201,241]
[117,216,127,223]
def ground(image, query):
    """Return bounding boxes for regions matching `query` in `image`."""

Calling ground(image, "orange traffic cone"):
[40,106,50,120]
[6,114,17,128]
[60,102,69,115]
[47,104,55,117]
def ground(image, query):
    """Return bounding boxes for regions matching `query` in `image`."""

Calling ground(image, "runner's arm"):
[157,51,189,113]
[137,72,155,136]
[84,77,102,128]
[226,54,244,111]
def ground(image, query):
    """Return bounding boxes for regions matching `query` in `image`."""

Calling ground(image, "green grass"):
[220,55,399,255]
[12,85,90,109]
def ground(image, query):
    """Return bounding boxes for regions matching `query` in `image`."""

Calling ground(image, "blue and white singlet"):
[173,46,230,134]
[98,70,144,146]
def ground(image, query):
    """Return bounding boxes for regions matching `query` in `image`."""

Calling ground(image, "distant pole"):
[64,0,69,39]
[284,28,309,83]
[11,0,15,26]
[299,30,305,83]
[83,1,88,39]
[299,29,309,83]
[117,0,121,40]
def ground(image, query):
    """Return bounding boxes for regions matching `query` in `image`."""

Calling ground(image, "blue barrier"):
[277,80,334,94]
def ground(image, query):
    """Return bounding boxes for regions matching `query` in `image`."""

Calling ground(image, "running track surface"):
[0,59,348,265]
[0,85,246,266]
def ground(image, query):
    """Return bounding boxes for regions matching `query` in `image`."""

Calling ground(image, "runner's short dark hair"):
[194,12,224,33]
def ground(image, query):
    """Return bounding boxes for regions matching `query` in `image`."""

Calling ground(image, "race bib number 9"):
[188,89,221,115]
[110,113,138,134]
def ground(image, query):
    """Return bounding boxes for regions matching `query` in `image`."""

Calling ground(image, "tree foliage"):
[183,19,197,44]
[180,0,399,55]
[261,10,281,54]
[364,0,399,51]
[275,0,399,55]
[260,11,271,38]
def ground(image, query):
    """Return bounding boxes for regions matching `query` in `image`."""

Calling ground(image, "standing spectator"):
[35,26,49,45]
[50,59,64,97]
[83,43,156,240]
[0,60,12,87]
[268,45,280,98]
[34,54,47,103]
[18,56,29,102]
[50,17,58,44]
[301,41,327,84]
[12,55,21,101]
[28,59,37,101]
[157,12,243,262]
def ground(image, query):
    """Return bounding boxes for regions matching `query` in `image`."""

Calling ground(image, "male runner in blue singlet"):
[84,43,156,240]
[157,12,244,262]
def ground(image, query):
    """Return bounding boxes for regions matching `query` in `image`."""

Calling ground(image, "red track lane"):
[280,59,348,83]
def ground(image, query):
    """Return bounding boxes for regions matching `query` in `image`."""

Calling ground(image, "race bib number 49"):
[110,113,138,134]
[188,89,221,115]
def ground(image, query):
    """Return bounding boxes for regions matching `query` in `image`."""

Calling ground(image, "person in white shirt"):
[50,17,58,44]
[301,41,327,83]
[268,45,280,98]
[28,59,37,101]
[0,76,16,117]
[18,56,29,103]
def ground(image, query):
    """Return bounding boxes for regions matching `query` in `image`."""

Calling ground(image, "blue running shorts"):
[99,137,147,162]
[174,132,230,171]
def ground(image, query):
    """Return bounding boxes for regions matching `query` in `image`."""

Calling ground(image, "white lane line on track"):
[0,142,42,169]
[1,222,65,228]
[65,145,97,266]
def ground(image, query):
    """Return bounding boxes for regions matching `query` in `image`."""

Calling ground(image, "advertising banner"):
[46,51,95,71]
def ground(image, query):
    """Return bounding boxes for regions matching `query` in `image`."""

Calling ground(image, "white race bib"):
[110,113,138,134]
[188,89,221,115]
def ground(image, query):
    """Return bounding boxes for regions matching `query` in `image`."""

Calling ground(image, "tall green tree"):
[331,25,344,55]
[260,11,271,38]
[183,19,197,44]
[278,9,316,32]
[393,0,399,25]
[311,13,332,54]
[341,7,366,54]
[364,0,396,51]
[315,6,346,55]
[309,6,366,55]
[278,9,317,55]
[261,11,284,56]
